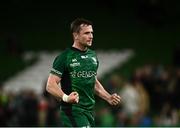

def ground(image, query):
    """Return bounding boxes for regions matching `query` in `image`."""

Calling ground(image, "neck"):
[72,42,87,51]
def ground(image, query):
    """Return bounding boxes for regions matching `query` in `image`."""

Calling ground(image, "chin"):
[87,42,92,47]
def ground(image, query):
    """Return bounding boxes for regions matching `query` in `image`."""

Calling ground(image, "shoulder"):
[87,48,96,55]
[52,49,71,64]
[88,49,98,59]
[55,48,71,59]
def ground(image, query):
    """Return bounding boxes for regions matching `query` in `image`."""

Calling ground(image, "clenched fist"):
[64,92,79,103]
[107,93,121,106]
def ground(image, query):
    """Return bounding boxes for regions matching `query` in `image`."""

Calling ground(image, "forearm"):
[95,77,121,106]
[95,78,111,102]
[46,81,64,100]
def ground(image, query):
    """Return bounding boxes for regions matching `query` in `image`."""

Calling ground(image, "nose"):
[90,33,93,39]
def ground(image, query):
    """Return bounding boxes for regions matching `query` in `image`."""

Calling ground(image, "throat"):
[72,43,87,52]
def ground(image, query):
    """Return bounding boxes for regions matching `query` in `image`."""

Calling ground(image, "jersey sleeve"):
[50,52,67,77]
[95,52,99,75]
[96,55,99,69]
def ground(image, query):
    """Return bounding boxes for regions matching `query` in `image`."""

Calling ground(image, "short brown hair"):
[70,18,93,33]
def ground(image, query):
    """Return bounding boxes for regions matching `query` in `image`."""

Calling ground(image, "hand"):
[108,93,121,106]
[67,92,79,103]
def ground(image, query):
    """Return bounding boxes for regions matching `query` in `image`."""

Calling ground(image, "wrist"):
[62,94,69,102]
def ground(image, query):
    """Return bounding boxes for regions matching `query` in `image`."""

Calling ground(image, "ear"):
[73,32,78,40]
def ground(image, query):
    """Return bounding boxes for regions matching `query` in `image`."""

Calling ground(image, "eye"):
[84,32,93,35]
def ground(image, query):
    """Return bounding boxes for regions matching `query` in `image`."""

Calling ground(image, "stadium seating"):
[3,50,134,94]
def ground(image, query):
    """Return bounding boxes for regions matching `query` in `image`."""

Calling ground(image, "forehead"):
[79,24,93,32]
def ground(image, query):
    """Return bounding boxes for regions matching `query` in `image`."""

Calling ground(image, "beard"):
[86,41,92,47]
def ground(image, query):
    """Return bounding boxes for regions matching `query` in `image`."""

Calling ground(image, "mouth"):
[87,41,92,45]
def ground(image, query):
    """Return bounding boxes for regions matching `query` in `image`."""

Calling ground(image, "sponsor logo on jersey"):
[70,62,80,67]
[70,71,96,78]
[72,58,77,62]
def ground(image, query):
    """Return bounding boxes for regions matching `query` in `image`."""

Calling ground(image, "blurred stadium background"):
[1,0,180,126]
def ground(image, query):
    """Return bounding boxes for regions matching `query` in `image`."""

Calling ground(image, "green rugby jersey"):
[50,47,99,111]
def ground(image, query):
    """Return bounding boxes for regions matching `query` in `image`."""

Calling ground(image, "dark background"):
[0,0,180,50]
[1,0,180,126]
[1,0,180,81]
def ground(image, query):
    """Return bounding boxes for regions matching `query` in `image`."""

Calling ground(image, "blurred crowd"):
[96,64,180,126]
[0,85,62,126]
[1,63,180,127]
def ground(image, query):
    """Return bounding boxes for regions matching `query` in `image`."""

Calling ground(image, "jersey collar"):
[71,47,88,53]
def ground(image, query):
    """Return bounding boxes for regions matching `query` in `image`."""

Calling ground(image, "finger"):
[114,94,121,99]
[116,96,121,101]
[112,97,121,105]
[110,95,121,104]
[113,98,121,103]
[116,95,121,99]
[112,97,120,103]
[73,92,79,96]
[72,94,79,102]
[75,95,79,103]
[112,93,117,97]
[76,96,79,103]
[112,101,118,105]
[114,100,121,105]
[113,95,121,101]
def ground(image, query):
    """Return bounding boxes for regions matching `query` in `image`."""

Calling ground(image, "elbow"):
[94,85,100,95]
[46,83,51,93]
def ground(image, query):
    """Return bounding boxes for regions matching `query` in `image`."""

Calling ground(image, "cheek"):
[81,36,87,42]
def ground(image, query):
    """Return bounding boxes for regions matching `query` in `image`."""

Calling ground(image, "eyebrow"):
[84,31,93,34]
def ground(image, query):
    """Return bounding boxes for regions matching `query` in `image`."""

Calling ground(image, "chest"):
[67,54,98,72]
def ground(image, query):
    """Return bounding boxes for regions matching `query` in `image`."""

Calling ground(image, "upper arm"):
[50,51,67,77]
[46,52,67,91]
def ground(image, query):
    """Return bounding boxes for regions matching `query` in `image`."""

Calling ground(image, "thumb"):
[70,92,78,97]
[73,91,79,95]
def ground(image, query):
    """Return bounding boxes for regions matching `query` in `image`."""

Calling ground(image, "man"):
[46,18,121,127]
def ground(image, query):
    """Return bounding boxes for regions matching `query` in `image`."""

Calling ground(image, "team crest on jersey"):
[81,55,88,59]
